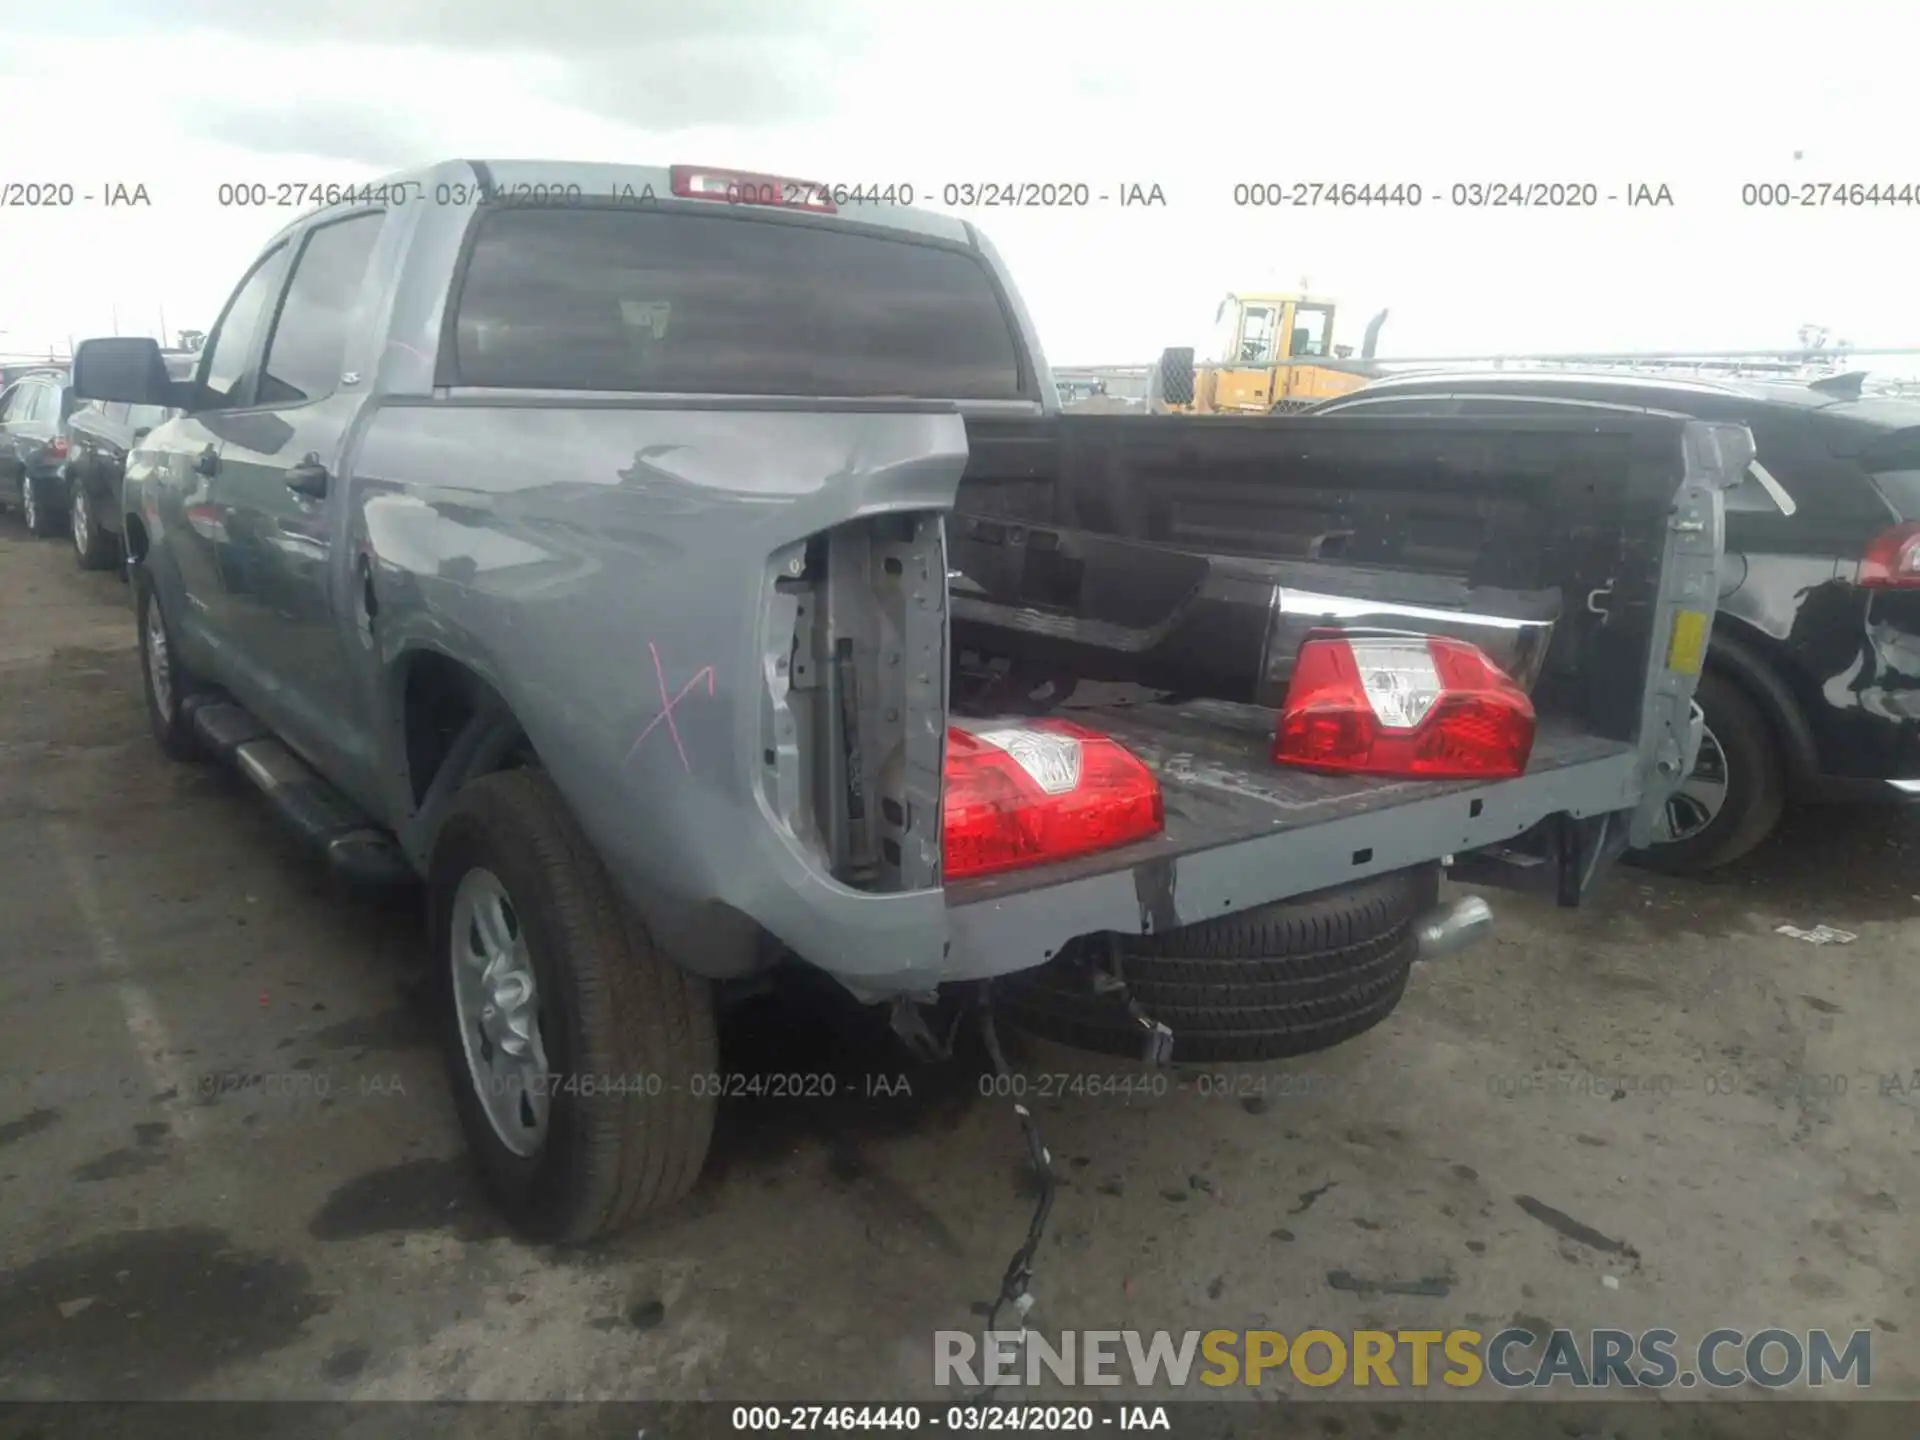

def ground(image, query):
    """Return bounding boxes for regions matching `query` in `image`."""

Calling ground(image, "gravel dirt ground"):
[0,519,1913,1429]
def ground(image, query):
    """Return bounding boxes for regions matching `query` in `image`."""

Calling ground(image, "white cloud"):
[1,0,1916,370]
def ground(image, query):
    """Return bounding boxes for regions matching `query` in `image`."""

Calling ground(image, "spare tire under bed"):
[994,865,1438,1064]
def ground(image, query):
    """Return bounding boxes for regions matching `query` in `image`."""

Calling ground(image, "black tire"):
[70,482,115,570]
[1157,346,1196,407]
[133,568,204,761]
[429,769,718,1243]
[997,866,1437,1063]
[1628,670,1784,875]
[21,472,60,537]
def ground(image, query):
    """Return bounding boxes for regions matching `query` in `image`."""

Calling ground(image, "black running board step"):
[198,716,415,887]
[185,698,271,757]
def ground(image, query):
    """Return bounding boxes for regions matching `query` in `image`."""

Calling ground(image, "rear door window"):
[449,205,1025,399]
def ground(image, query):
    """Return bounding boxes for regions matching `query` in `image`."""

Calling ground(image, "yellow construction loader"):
[1152,291,1391,414]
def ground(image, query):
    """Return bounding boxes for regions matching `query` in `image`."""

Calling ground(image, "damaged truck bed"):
[944,411,1737,979]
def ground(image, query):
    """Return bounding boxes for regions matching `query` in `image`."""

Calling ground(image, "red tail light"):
[47,436,69,460]
[943,719,1164,880]
[1860,522,1920,588]
[669,165,837,214]
[1273,634,1535,779]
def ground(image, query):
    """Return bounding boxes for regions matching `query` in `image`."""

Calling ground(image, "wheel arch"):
[1702,623,1821,794]
[393,645,539,860]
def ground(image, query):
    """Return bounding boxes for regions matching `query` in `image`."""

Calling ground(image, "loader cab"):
[1212,292,1340,365]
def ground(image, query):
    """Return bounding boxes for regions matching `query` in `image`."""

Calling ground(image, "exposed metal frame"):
[944,746,1640,980]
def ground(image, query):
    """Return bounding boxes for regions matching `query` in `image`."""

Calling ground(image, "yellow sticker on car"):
[1667,609,1709,675]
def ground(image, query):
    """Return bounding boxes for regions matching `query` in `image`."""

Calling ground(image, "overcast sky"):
[1,0,1915,370]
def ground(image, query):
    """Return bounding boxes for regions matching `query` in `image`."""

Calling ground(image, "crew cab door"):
[212,208,385,791]
[145,240,292,677]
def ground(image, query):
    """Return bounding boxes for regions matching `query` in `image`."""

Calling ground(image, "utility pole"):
[159,305,168,348]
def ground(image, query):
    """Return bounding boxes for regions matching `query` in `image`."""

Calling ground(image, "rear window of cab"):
[448,205,1027,400]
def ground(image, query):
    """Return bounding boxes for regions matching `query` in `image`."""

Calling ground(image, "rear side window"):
[450,206,1025,399]
[1868,469,1920,520]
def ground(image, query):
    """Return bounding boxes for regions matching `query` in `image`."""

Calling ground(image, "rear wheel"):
[71,484,115,570]
[430,769,718,1242]
[998,867,1436,1063]
[1629,670,1784,874]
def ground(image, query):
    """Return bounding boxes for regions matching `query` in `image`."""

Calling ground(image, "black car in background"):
[1307,370,1920,872]
[0,368,77,537]
[64,350,197,570]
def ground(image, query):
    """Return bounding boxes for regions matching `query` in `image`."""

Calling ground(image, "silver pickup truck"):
[69,159,1742,1243]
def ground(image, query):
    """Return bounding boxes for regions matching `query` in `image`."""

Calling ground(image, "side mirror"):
[72,337,178,407]
[133,427,153,443]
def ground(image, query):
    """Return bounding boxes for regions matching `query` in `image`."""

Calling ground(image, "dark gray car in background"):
[64,349,198,570]
[0,367,76,537]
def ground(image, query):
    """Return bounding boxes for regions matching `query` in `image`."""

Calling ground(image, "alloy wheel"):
[1651,723,1730,844]
[449,867,552,1156]
[144,595,173,720]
